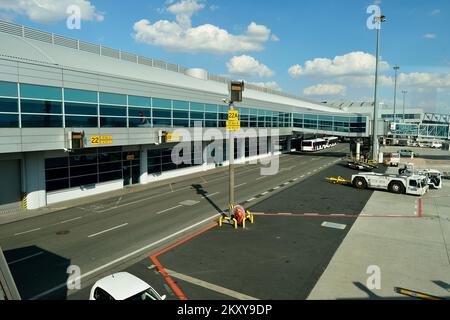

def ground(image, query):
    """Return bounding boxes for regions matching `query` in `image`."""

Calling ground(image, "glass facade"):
[45,148,123,192]
[0,81,367,133]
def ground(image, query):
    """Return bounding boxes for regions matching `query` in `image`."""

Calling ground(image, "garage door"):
[0,160,22,212]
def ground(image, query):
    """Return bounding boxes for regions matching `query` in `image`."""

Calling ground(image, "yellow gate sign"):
[90,136,113,145]
[228,110,239,121]
[226,120,241,131]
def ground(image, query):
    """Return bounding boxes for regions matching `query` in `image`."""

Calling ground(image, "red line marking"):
[418,198,423,218]
[252,213,422,219]
[150,223,217,301]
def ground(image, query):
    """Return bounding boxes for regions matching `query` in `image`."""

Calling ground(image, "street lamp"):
[372,14,386,161]
[393,66,400,122]
[402,90,408,123]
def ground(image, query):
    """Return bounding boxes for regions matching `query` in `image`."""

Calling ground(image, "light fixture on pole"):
[371,14,386,161]
[393,66,400,122]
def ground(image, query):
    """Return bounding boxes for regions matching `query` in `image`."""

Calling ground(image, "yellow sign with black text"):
[226,120,241,131]
[90,136,113,145]
[228,110,239,121]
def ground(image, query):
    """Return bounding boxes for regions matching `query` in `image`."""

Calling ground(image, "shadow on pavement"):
[192,184,223,214]
[4,246,71,300]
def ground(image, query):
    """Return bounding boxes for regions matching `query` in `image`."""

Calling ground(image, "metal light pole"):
[228,101,235,208]
[402,90,408,123]
[393,66,400,122]
[371,14,386,161]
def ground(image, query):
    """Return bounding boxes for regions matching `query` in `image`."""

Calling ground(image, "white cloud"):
[249,81,282,91]
[0,0,104,24]
[335,75,393,88]
[133,0,273,54]
[398,72,450,88]
[430,9,440,16]
[423,33,437,39]
[303,84,346,96]
[289,51,389,78]
[271,34,280,42]
[226,55,274,78]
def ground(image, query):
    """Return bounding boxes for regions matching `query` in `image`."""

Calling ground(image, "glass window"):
[153,109,171,118]
[173,110,189,119]
[46,179,70,192]
[0,114,19,128]
[190,102,204,112]
[128,95,151,107]
[153,118,171,127]
[70,164,98,177]
[128,107,151,118]
[0,98,18,113]
[45,167,69,181]
[65,102,98,115]
[99,171,122,183]
[173,100,189,110]
[70,153,97,166]
[0,81,18,97]
[65,116,98,128]
[173,119,189,127]
[100,117,127,128]
[205,113,217,120]
[20,84,62,100]
[129,117,152,128]
[190,111,204,120]
[99,92,126,105]
[45,157,69,169]
[152,98,172,109]
[205,104,218,113]
[21,100,62,114]
[100,105,126,117]
[64,88,97,103]
[71,174,98,188]
[21,115,62,128]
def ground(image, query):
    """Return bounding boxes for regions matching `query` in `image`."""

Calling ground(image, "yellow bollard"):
[219,216,223,227]
[233,218,238,229]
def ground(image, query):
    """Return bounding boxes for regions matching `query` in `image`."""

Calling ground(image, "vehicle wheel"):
[389,181,405,194]
[353,177,368,189]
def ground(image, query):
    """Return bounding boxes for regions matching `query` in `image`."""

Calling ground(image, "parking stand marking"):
[165,269,259,301]
[321,222,347,230]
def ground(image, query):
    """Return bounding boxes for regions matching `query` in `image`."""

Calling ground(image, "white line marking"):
[256,176,267,180]
[59,217,83,224]
[203,192,219,198]
[30,214,220,300]
[235,183,247,188]
[273,186,280,190]
[307,172,312,175]
[283,182,290,185]
[321,222,347,230]
[166,269,259,301]
[157,205,183,215]
[88,223,128,238]
[247,198,256,202]
[14,228,41,236]
[293,178,299,181]
[115,196,123,207]
[8,251,44,265]
[261,192,269,196]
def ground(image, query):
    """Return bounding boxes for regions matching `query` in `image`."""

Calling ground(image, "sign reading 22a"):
[90,136,113,145]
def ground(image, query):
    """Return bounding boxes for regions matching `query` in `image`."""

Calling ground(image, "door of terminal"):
[122,152,140,187]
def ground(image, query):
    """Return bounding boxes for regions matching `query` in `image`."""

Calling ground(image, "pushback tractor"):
[351,173,429,196]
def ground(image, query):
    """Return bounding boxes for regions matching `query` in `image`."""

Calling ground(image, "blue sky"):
[1,0,449,113]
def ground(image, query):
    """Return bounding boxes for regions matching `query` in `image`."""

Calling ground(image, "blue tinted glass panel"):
[0,98,18,112]
[0,114,19,127]
[21,84,62,100]
[64,88,97,103]
[65,102,98,115]
[173,100,189,110]
[128,95,151,107]
[152,98,171,109]
[21,115,62,127]
[0,81,17,97]
[153,118,172,126]
[21,100,62,114]
[173,110,189,119]
[190,102,204,112]
[205,104,218,113]
[218,106,228,113]
[129,117,152,128]
[65,116,98,128]
[205,113,217,120]
[100,105,126,116]
[153,109,171,118]
[173,119,189,127]
[99,92,126,105]
[128,107,151,118]
[190,111,204,120]
[100,117,127,127]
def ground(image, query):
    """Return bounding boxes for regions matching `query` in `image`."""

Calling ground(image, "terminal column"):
[23,152,46,210]
[140,146,148,185]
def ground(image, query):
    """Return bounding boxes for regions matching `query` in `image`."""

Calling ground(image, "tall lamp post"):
[393,66,400,122]
[371,14,386,161]
[402,90,408,123]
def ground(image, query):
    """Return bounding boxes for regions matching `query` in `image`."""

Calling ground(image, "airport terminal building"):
[0,20,369,212]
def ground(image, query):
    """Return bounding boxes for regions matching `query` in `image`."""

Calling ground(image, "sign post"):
[226,81,244,213]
